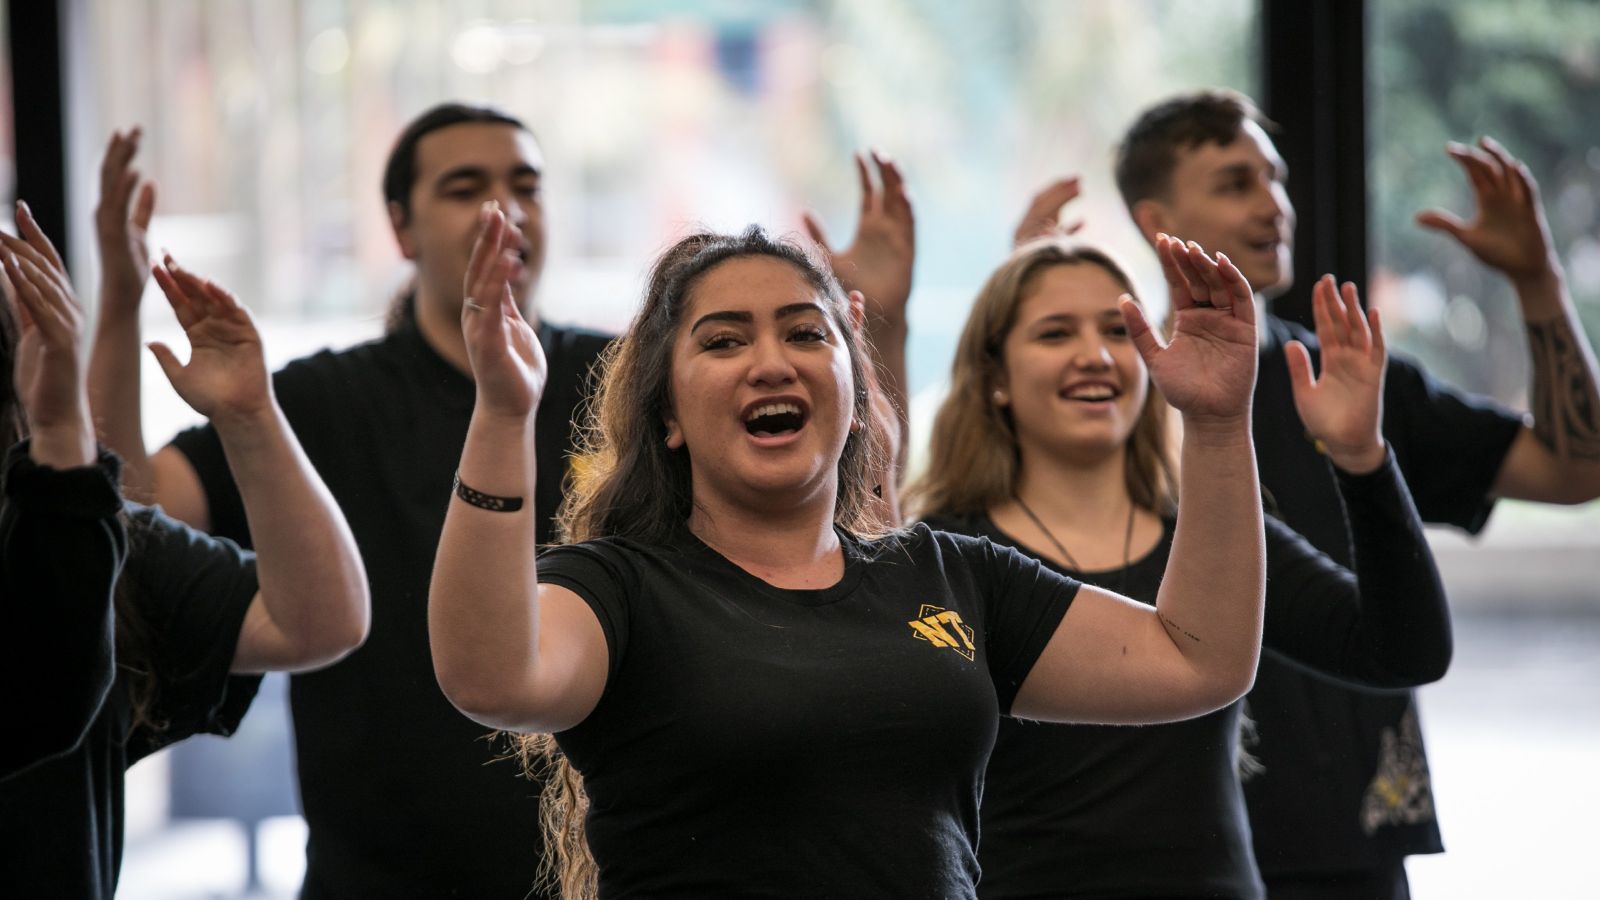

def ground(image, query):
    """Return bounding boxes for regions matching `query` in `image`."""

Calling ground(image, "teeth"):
[1066,385,1115,401]
[746,402,802,422]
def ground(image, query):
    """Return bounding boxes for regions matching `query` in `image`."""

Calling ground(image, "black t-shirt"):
[926,451,1449,899]
[1,444,261,899]
[168,306,610,898]
[537,523,1080,899]
[1246,313,1522,876]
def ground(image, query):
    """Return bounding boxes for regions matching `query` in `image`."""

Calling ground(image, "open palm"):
[1126,235,1258,422]
[802,150,915,324]
[1415,137,1556,284]
[148,257,272,423]
[1286,275,1385,467]
[2,207,89,435]
[463,207,547,419]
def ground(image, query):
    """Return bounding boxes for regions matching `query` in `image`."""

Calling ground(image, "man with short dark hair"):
[1045,88,1599,898]
[91,104,606,897]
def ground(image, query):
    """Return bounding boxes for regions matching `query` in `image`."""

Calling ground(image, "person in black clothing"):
[907,239,1452,898]
[0,204,368,897]
[1081,90,1600,897]
[428,217,1268,899]
[87,111,918,897]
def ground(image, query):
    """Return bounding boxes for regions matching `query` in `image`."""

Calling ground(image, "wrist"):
[471,401,538,434]
[29,421,97,469]
[97,284,146,320]
[1510,259,1565,306]
[1181,411,1253,449]
[211,403,286,447]
[1325,438,1388,475]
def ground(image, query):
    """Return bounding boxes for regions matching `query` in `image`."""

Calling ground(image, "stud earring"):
[992,389,1009,405]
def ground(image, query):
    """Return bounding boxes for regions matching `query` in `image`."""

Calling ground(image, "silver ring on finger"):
[463,297,486,313]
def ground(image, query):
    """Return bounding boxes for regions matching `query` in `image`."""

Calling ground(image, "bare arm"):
[82,130,154,495]
[1417,137,1600,503]
[802,150,914,473]
[147,260,367,672]
[1014,235,1265,724]
[428,206,608,733]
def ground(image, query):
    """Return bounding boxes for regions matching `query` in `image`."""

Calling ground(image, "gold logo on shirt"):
[908,604,976,661]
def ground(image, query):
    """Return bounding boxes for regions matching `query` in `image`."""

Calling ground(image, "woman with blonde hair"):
[908,238,1452,899]
[429,208,1266,898]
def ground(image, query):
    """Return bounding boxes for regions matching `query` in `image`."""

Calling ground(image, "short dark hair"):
[381,102,531,223]
[1114,89,1274,214]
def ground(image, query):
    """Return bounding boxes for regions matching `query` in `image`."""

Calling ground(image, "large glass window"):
[1371,1,1600,896]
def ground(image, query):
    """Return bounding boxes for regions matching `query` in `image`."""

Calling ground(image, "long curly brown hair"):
[522,226,895,899]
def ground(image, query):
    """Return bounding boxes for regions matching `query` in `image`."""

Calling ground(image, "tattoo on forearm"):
[1159,612,1201,643]
[1527,318,1600,461]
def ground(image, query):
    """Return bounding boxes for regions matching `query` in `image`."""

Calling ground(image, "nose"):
[747,334,799,387]
[1259,181,1292,227]
[498,185,530,227]
[1072,333,1114,370]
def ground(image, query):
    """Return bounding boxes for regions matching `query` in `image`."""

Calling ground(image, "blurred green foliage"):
[1371,0,1600,402]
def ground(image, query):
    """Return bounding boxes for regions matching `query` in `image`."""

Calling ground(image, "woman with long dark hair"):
[428,208,1267,899]
[906,239,1451,898]
[0,204,369,898]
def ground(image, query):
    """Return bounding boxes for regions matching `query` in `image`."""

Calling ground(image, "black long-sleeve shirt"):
[0,441,262,899]
[925,448,1451,899]
[0,443,126,781]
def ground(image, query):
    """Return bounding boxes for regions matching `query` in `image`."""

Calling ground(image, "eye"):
[514,182,542,200]
[789,323,828,343]
[700,332,744,352]
[1035,326,1071,342]
[1104,323,1130,339]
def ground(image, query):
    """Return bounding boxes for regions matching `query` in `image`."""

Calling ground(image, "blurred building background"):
[2,1,1596,897]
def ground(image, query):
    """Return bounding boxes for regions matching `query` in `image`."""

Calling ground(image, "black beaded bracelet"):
[452,470,525,512]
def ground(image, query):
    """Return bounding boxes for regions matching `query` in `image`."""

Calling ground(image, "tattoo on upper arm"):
[1159,612,1201,643]
[1527,318,1600,461]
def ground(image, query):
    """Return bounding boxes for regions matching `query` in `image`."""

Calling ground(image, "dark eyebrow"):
[434,165,489,190]
[774,302,826,320]
[434,163,542,189]
[690,302,826,335]
[1211,162,1256,183]
[690,310,753,333]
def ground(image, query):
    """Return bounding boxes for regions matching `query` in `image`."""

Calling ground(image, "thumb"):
[1285,339,1317,396]
[1119,295,1164,364]
[147,341,184,387]
[1415,208,1468,241]
[800,211,832,252]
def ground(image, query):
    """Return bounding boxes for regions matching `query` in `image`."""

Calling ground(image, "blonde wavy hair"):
[904,239,1177,521]
[520,226,895,900]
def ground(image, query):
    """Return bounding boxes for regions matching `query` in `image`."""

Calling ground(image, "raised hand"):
[95,127,158,314]
[1,204,93,465]
[463,203,545,420]
[1285,276,1387,473]
[147,257,272,425]
[801,149,915,327]
[1012,176,1084,246]
[1122,233,1258,424]
[1415,137,1559,288]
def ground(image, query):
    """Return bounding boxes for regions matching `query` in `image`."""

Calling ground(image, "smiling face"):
[996,262,1150,465]
[664,255,858,515]
[389,121,546,315]
[1137,120,1295,297]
